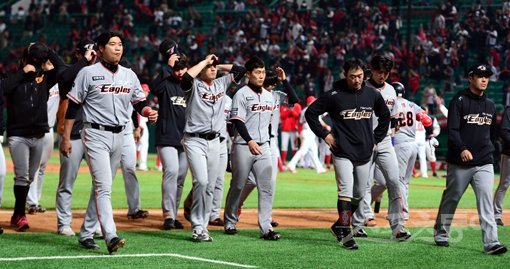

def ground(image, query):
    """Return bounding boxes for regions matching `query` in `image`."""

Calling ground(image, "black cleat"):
[261,230,281,240]
[163,218,176,230]
[107,237,126,254]
[127,210,149,219]
[392,229,412,241]
[225,227,238,235]
[330,220,342,239]
[192,231,213,242]
[496,219,504,226]
[27,205,37,215]
[486,244,507,255]
[341,238,359,250]
[353,228,368,238]
[174,219,184,229]
[79,238,100,250]
[435,241,449,247]
[270,220,279,227]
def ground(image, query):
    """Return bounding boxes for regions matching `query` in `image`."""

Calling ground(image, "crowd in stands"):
[0,0,509,107]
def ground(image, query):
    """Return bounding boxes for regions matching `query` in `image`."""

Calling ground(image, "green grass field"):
[1,151,509,268]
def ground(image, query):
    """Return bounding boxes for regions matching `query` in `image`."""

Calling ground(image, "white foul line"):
[0,253,257,268]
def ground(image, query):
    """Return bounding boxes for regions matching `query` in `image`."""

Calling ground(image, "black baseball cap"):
[76,38,96,55]
[159,39,179,59]
[467,64,493,77]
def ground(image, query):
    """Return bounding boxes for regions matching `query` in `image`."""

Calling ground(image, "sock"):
[431,161,437,174]
[337,199,352,229]
[281,151,287,163]
[14,185,30,216]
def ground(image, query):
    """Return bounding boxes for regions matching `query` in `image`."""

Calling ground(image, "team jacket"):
[280,103,301,132]
[305,79,390,162]
[152,65,186,147]
[446,89,497,166]
[2,50,65,137]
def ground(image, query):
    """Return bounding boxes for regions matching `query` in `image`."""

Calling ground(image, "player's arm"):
[60,100,78,157]
[305,95,330,141]
[45,48,67,89]
[447,96,471,161]
[373,93,391,144]
[180,54,217,92]
[275,67,299,105]
[2,67,35,95]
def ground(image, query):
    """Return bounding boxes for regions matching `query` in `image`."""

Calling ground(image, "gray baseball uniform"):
[224,85,275,236]
[238,90,286,211]
[182,74,234,236]
[353,81,406,234]
[68,62,146,244]
[27,84,60,207]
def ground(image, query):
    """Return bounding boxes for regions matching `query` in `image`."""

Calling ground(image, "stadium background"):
[0,0,507,163]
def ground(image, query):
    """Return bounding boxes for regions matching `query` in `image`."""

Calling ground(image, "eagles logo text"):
[464,114,492,125]
[341,109,373,120]
[201,92,224,102]
[251,104,273,112]
[97,84,132,94]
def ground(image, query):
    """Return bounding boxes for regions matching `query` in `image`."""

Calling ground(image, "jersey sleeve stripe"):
[67,93,81,104]
[131,97,146,104]
[230,116,245,122]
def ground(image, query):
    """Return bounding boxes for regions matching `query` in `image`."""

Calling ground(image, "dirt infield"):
[1,208,505,234]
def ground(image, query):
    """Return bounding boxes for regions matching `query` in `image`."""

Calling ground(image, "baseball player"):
[151,39,188,230]
[55,38,97,237]
[181,53,246,242]
[495,105,510,226]
[280,103,301,164]
[351,55,410,240]
[223,56,280,240]
[61,32,157,254]
[434,64,507,255]
[305,59,390,249]
[3,42,65,231]
[392,82,432,220]
[286,96,328,174]
[424,107,441,177]
[26,82,59,214]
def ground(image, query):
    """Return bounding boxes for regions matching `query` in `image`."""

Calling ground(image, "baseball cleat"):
[58,226,75,236]
[270,220,279,227]
[392,229,412,241]
[26,205,38,215]
[330,220,342,239]
[127,209,149,219]
[496,219,504,226]
[11,215,29,232]
[225,227,238,235]
[485,244,507,255]
[192,231,213,242]
[163,218,176,230]
[36,205,46,213]
[435,241,449,247]
[261,230,281,240]
[174,219,184,229]
[79,239,100,250]
[365,218,377,227]
[341,239,359,250]
[353,228,368,238]
[209,218,225,226]
[107,237,126,254]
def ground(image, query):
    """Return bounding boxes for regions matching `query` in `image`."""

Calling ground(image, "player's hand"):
[324,134,336,148]
[275,67,286,81]
[460,149,473,162]
[42,60,54,71]
[204,54,218,65]
[168,53,180,67]
[23,64,36,73]
[147,109,158,124]
[84,49,97,64]
[60,138,72,157]
[248,140,262,155]
[133,128,141,143]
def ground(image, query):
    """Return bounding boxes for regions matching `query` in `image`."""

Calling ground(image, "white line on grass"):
[0,253,257,268]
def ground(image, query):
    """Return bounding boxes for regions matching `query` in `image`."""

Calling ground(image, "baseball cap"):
[467,64,493,77]
[159,39,179,59]
[76,38,96,55]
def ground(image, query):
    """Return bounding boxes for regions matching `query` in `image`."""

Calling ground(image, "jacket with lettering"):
[305,79,390,162]
[446,89,497,166]
[152,65,186,147]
